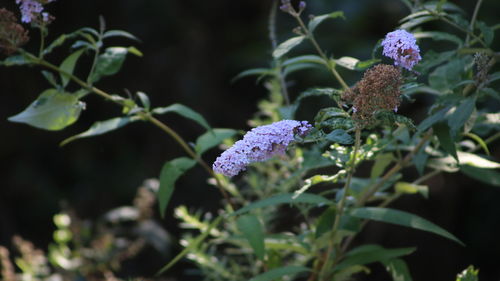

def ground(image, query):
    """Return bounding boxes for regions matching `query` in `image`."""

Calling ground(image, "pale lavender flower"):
[381,29,422,70]
[213,120,311,177]
[16,0,55,23]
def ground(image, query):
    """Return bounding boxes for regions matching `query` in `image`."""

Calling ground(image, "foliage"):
[1,0,500,280]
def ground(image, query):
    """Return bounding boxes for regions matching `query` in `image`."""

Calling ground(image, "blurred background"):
[0,0,499,280]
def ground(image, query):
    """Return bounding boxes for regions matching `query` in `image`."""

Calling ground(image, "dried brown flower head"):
[342,64,402,127]
[0,8,29,55]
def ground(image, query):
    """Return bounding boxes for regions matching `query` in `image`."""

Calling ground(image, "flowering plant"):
[1,0,499,280]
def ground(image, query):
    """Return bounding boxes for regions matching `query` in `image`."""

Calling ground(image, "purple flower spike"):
[213,120,311,177]
[381,29,422,70]
[16,0,43,23]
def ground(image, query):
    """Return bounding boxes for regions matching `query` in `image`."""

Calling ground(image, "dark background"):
[1,0,499,280]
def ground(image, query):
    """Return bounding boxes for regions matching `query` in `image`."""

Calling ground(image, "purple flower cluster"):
[381,29,421,70]
[213,120,311,177]
[16,0,55,23]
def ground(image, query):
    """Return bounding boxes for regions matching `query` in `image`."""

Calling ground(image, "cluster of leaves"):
[1,0,499,280]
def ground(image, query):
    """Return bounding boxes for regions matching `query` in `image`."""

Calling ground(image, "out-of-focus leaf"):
[280,88,340,119]
[456,265,479,281]
[333,57,380,71]
[371,153,394,179]
[429,58,467,93]
[59,48,85,87]
[236,214,266,260]
[272,36,305,59]
[400,16,437,30]
[413,31,463,46]
[248,266,310,281]
[60,116,136,146]
[158,157,196,217]
[282,55,325,67]
[417,106,452,133]
[448,96,476,139]
[103,30,140,41]
[383,258,413,281]
[232,193,332,216]
[8,89,83,131]
[461,165,500,187]
[232,68,272,82]
[308,11,345,33]
[315,207,335,239]
[325,129,353,144]
[136,91,150,110]
[477,21,494,46]
[350,207,464,245]
[90,47,139,82]
[195,128,237,155]
[434,122,458,161]
[152,103,211,131]
[395,182,428,198]
[335,244,416,271]
[457,151,500,168]
[1,55,33,66]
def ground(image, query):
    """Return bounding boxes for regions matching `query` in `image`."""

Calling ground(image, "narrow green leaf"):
[308,11,345,33]
[334,57,379,71]
[91,47,129,82]
[461,165,500,187]
[136,91,150,110]
[417,106,452,133]
[236,214,266,260]
[152,103,211,131]
[156,215,222,276]
[413,31,463,46]
[395,182,428,198]
[282,55,325,67]
[336,244,415,271]
[41,71,58,88]
[477,21,494,46]
[315,207,335,238]
[60,117,135,146]
[448,96,476,139]
[1,55,33,66]
[428,58,467,93]
[283,62,322,76]
[434,122,458,161]
[464,133,490,155]
[457,151,500,168]
[103,30,140,41]
[350,207,464,245]
[272,36,305,59]
[248,266,310,281]
[382,258,413,281]
[400,15,437,30]
[8,89,83,131]
[325,129,353,144]
[195,128,237,155]
[371,153,394,179]
[158,157,196,217]
[232,193,332,216]
[60,49,85,87]
[232,68,272,82]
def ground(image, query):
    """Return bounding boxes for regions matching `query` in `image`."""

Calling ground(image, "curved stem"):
[292,13,350,90]
[466,0,483,46]
[23,51,235,210]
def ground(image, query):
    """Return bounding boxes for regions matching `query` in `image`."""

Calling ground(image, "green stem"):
[318,127,361,281]
[24,51,234,211]
[38,27,45,58]
[466,0,483,46]
[292,13,349,90]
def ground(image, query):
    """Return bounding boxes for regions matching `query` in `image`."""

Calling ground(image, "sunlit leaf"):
[457,151,500,168]
[371,153,394,179]
[60,116,136,146]
[395,182,428,198]
[350,207,464,245]
[272,36,305,59]
[456,265,479,281]
[8,89,84,131]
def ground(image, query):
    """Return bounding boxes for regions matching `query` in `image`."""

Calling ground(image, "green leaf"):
[417,106,452,133]
[282,55,325,67]
[272,36,305,59]
[413,31,463,46]
[457,151,500,168]
[315,207,335,238]
[382,258,413,281]
[461,165,500,187]
[400,15,437,30]
[434,122,458,161]
[448,97,476,139]
[464,133,490,155]
[60,48,85,88]
[371,153,394,179]
[429,58,467,93]
[232,68,272,82]
[156,215,222,276]
[195,128,237,155]
[477,21,494,46]
[232,193,332,216]
[283,62,322,76]
[395,182,428,198]
[236,214,266,260]
[248,266,310,281]
[136,91,150,110]
[333,57,380,71]
[1,55,33,66]
[90,47,129,82]
[8,89,84,131]
[350,207,464,245]
[152,103,211,131]
[282,88,340,119]
[158,157,196,217]
[103,30,140,41]
[456,265,479,281]
[325,129,353,144]
[60,116,135,146]
[308,11,345,33]
[335,244,415,271]
[41,71,58,88]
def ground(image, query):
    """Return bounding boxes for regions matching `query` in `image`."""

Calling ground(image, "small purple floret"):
[16,0,55,23]
[213,120,311,177]
[381,29,422,70]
